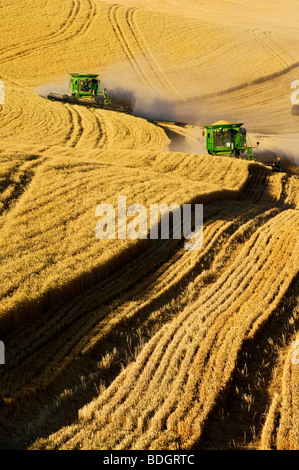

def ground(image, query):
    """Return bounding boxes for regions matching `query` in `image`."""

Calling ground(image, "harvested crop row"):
[107,5,182,101]
[0,153,39,216]
[30,207,299,450]
[0,0,99,70]
[89,148,255,190]
[1,0,298,137]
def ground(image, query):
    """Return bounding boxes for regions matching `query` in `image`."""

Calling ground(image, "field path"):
[108,4,182,100]
[0,0,299,452]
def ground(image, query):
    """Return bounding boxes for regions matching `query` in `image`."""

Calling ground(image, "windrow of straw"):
[260,316,299,450]
[30,207,299,450]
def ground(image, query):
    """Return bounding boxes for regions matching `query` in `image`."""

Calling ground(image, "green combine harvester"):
[202,120,282,172]
[47,73,132,114]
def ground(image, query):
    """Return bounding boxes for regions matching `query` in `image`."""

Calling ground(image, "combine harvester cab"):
[202,120,282,172]
[47,73,132,114]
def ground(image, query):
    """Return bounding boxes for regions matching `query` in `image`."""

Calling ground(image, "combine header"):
[46,73,132,114]
[202,120,282,172]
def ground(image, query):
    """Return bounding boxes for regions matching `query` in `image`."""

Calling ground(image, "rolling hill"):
[0,0,298,451]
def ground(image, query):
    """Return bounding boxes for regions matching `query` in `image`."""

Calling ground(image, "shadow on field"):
[0,164,296,449]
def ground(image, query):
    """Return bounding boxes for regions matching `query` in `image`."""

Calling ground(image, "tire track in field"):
[70,210,298,451]
[0,97,24,136]
[0,0,97,65]
[126,7,183,100]
[32,209,298,452]
[249,28,290,68]
[108,5,177,100]
[0,159,42,216]
[64,104,84,147]
[108,5,157,95]
[44,177,293,449]
[66,106,107,149]
[0,0,80,53]
[0,194,271,378]
[0,166,282,371]
[0,0,81,62]
[200,273,299,450]
[0,90,74,147]
[0,168,296,449]
[89,108,108,148]
[265,30,296,65]
[189,59,299,102]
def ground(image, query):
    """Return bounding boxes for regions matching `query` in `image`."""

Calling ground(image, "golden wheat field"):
[0,0,299,452]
